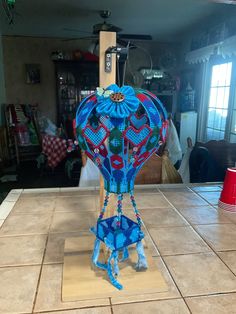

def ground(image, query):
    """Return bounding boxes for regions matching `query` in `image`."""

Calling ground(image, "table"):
[42,134,67,168]
[1,183,236,314]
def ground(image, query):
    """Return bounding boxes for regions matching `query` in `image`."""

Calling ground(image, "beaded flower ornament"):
[76,84,168,290]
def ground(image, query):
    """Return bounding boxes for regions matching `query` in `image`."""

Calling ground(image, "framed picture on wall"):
[25,64,41,84]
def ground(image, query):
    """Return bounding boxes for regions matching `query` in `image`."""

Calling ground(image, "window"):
[206,62,232,141]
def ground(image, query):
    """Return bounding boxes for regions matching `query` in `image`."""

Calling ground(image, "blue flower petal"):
[96,100,113,115]
[96,84,139,118]
[120,85,136,96]
[125,97,139,109]
[124,94,139,103]
[106,84,119,92]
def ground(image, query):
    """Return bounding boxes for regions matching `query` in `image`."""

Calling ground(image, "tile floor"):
[1,184,236,313]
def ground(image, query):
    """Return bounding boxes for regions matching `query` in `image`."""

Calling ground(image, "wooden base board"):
[62,235,168,302]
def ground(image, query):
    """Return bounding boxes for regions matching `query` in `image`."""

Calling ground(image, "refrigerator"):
[179,111,198,154]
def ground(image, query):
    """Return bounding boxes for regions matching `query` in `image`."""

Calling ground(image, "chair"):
[135,154,162,184]
[0,126,9,172]
[5,104,41,164]
[135,143,182,185]
[189,140,236,183]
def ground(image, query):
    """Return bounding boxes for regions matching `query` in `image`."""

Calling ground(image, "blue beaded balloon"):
[76,84,168,290]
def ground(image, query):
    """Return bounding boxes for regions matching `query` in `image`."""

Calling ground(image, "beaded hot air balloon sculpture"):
[76,84,168,290]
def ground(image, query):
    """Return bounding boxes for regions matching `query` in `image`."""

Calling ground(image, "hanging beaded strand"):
[116,193,123,228]
[98,191,110,221]
[130,190,142,227]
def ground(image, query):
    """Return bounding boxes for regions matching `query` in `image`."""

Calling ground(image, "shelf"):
[55,59,98,139]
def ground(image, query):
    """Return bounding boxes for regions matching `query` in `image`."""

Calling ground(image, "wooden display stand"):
[62,235,167,301]
[62,31,167,301]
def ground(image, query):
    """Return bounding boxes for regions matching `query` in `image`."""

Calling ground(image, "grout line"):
[144,188,236,313]
[142,225,161,256]
[31,231,50,313]
[144,191,235,313]
[218,249,236,253]
[111,297,193,311]
[184,221,233,226]
[190,224,236,278]
[158,191,218,246]
[111,296,183,306]
[109,297,114,314]
[42,261,64,266]
[157,251,214,258]
[187,188,220,209]
[145,224,190,229]
[0,233,48,239]
[184,290,236,299]
[144,228,193,314]
[32,201,57,313]
[161,190,236,275]
[144,223,189,229]
[159,189,236,279]
[157,191,203,231]
[0,264,42,270]
[141,191,193,312]
[33,304,112,313]
[0,263,42,269]
[0,232,49,238]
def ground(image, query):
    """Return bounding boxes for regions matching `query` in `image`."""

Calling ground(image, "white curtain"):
[185,35,236,64]
[166,119,182,165]
[185,43,220,64]
[221,35,236,58]
[79,158,100,187]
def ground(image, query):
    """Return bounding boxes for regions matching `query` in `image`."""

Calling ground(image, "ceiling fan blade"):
[63,28,92,34]
[93,23,122,34]
[62,36,97,42]
[211,0,236,3]
[116,38,137,49]
[107,25,122,33]
[119,34,152,40]
[116,38,129,47]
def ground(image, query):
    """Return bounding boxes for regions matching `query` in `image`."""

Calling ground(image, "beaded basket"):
[97,215,144,251]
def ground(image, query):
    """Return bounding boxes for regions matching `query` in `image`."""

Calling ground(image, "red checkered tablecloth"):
[42,134,67,169]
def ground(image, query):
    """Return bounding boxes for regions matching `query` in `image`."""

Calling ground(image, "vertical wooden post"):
[99,31,116,259]
[99,31,116,213]
[99,31,116,88]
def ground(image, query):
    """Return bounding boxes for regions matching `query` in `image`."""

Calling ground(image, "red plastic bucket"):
[218,168,236,212]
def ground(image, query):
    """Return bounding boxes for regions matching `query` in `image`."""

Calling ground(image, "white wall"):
[2,36,92,123]
[2,36,180,123]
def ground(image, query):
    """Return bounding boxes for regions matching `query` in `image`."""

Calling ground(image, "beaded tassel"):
[129,191,148,270]
[107,250,123,290]
[116,193,123,228]
[119,246,129,262]
[136,240,148,270]
[91,238,107,270]
[98,191,110,221]
[130,191,142,227]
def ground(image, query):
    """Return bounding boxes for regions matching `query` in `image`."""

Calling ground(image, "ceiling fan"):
[211,0,236,3]
[63,10,152,45]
